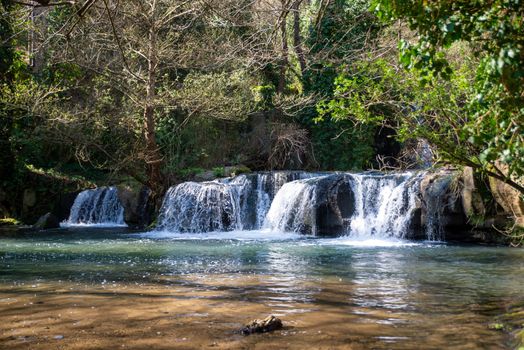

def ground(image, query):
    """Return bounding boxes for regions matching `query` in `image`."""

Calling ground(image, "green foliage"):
[231,165,251,176]
[212,166,225,178]
[176,167,205,179]
[371,0,524,188]
[25,164,95,188]
[176,70,256,121]
[297,0,379,170]
[253,85,276,110]
[505,227,524,247]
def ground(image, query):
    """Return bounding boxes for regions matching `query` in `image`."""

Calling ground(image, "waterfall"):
[264,177,321,234]
[347,173,423,239]
[252,172,317,229]
[263,173,422,238]
[64,187,126,226]
[156,181,243,232]
[154,170,450,240]
[423,175,453,242]
[156,171,317,233]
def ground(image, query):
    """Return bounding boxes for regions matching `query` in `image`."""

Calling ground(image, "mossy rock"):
[0,218,21,226]
[231,165,251,175]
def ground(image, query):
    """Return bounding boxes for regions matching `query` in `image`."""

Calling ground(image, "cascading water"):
[155,171,445,240]
[64,187,126,226]
[347,173,423,239]
[264,177,321,234]
[156,181,244,232]
[156,172,316,233]
[252,172,317,229]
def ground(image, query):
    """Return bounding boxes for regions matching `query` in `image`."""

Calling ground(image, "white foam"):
[313,237,422,248]
[60,222,128,228]
[65,187,126,227]
[137,229,303,241]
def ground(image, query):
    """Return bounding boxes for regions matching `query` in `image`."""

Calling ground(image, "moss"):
[212,166,225,178]
[146,218,158,231]
[488,323,505,331]
[231,165,251,176]
[0,218,21,226]
[25,164,95,188]
[176,167,205,179]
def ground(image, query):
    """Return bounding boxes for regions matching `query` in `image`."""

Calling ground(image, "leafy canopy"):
[368,0,523,190]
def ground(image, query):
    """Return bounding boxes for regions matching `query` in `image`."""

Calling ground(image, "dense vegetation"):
[1,0,522,227]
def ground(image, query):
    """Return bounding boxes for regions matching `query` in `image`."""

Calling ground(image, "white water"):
[155,171,442,241]
[156,172,315,233]
[156,181,243,232]
[264,177,324,234]
[141,228,303,241]
[63,187,126,227]
[348,173,423,239]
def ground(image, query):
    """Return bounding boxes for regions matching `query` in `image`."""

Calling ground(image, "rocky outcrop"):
[461,167,486,218]
[117,186,153,228]
[313,174,355,236]
[52,191,81,222]
[418,167,520,243]
[488,164,524,228]
[419,170,469,241]
[33,212,60,230]
[22,189,37,221]
[193,166,252,182]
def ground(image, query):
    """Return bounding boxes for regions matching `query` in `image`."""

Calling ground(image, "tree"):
[43,0,262,197]
[369,0,524,194]
[296,0,382,170]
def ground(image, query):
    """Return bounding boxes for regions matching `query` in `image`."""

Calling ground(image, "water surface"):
[1,228,523,349]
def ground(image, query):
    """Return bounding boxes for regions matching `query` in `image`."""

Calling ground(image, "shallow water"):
[1,228,523,349]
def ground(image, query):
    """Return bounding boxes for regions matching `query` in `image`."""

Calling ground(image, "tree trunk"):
[277,2,289,94]
[292,0,306,76]
[143,20,164,198]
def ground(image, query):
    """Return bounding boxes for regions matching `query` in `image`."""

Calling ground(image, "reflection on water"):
[0,228,523,349]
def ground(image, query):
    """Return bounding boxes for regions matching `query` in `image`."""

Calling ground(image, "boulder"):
[23,189,37,208]
[52,191,81,222]
[33,212,60,230]
[420,170,469,240]
[461,167,486,218]
[240,315,283,335]
[194,170,216,182]
[488,163,524,228]
[117,186,152,228]
[314,174,354,236]
[22,189,37,219]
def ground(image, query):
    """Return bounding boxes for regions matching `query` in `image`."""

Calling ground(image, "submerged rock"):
[491,301,524,349]
[240,315,283,335]
[33,212,60,230]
